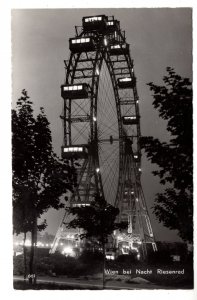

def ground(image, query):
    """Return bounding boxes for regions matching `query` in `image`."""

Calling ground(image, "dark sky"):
[12,8,192,241]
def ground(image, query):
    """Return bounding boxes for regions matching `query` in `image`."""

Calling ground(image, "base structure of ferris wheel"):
[50,15,157,259]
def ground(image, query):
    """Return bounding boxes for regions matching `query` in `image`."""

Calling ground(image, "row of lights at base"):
[14,241,75,248]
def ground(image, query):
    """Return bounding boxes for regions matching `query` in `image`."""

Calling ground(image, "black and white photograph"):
[2,2,194,295]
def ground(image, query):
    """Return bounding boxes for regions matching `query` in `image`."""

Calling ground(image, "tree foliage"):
[12,89,75,235]
[12,89,76,282]
[67,194,127,288]
[140,67,193,242]
[67,194,126,243]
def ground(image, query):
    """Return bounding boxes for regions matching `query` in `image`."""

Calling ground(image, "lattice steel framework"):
[50,15,157,259]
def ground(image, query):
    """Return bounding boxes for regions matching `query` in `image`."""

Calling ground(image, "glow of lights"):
[136,100,139,104]
[139,168,141,172]
[85,16,102,22]
[25,240,31,247]
[111,45,121,49]
[96,168,100,173]
[106,255,115,260]
[137,254,140,260]
[130,243,139,252]
[96,68,99,75]
[93,116,97,121]
[119,77,131,82]
[46,244,48,247]
[124,116,136,120]
[60,243,63,246]
[62,246,73,256]
[136,198,139,202]
[104,38,108,46]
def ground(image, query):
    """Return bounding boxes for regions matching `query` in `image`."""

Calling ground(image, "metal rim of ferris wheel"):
[61,15,141,209]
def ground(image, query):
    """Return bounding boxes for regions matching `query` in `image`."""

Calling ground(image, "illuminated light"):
[25,240,31,247]
[50,243,53,247]
[85,16,102,22]
[107,21,114,26]
[137,254,140,260]
[134,155,138,159]
[62,246,73,256]
[152,242,157,251]
[119,77,131,82]
[93,116,97,121]
[78,85,83,90]
[136,100,139,104]
[19,242,23,246]
[150,233,153,237]
[63,86,69,91]
[104,38,108,46]
[106,255,115,260]
[96,68,99,75]
[138,168,141,172]
[111,44,121,49]
[136,198,139,202]
[60,243,63,246]
[130,243,139,252]
[96,168,100,173]
[46,243,48,247]
[124,116,136,120]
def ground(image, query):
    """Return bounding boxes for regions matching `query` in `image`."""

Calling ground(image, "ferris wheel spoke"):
[72,122,90,143]
[99,145,119,167]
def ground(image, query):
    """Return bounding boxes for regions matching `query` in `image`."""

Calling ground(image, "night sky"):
[12,8,192,242]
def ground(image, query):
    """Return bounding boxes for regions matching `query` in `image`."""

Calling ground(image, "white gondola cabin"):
[69,36,96,53]
[62,145,88,159]
[61,83,89,99]
[118,77,136,89]
[109,43,129,55]
[122,116,139,125]
[82,15,108,32]
[71,202,91,208]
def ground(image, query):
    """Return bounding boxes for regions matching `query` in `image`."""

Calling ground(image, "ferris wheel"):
[51,15,157,258]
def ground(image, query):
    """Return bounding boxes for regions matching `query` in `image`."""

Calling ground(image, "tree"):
[67,194,127,289]
[12,89,76,283]
[140,67,193,243]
